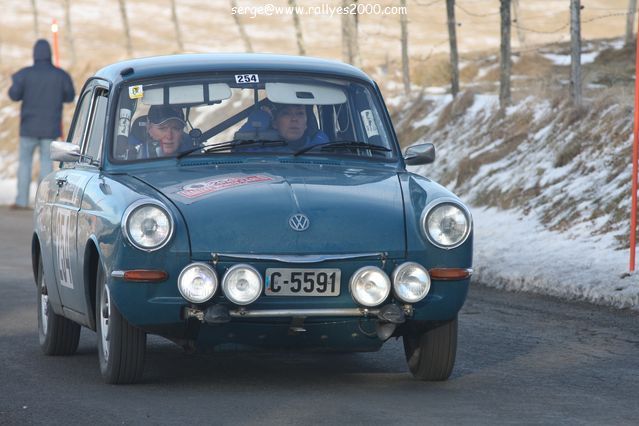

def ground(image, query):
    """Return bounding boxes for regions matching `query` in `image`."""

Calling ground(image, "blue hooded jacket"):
[8,39,75,139]
[235,108,329,153]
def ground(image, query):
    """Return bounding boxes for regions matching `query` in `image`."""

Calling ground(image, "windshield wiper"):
[293,141,392,156]
[177,139,287,159]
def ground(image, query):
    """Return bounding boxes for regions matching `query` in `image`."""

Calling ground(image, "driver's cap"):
[148,105,186,126]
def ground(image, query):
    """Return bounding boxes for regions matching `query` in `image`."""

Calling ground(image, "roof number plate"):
[235,74,259,84]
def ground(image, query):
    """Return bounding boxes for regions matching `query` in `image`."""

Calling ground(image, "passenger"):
[138,105,192,158]
[234,103,328,152]
[271,103,328,150]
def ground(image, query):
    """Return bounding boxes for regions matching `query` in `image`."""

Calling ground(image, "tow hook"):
[375,304,406,341]
[376,304,405,324]
[203,304,231,324]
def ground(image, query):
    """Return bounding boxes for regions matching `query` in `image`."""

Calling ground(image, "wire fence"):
[0,0,633,96]
[398,0,636,101]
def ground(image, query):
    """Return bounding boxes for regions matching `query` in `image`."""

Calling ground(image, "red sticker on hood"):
[177,175,273,199]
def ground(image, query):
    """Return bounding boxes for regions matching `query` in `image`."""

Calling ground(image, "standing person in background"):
[8,39,75,210]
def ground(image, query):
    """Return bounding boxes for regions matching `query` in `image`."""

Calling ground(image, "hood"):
[33,39,52,63]
[131,163,406,258]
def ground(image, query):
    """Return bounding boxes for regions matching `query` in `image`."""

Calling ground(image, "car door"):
[51,79,109,318]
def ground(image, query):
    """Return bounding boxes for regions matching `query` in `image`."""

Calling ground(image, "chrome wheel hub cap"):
[100,285,111,360]
[40,286,48,335]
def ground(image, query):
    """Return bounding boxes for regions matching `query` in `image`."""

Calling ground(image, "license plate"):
[265,268,341,296]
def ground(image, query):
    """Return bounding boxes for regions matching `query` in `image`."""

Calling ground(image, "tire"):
[403,317,458,381]
[37,257,81,356]
[96,263,146,384]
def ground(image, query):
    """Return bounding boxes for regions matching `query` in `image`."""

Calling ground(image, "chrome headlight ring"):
[121,199,175,252]
[349,266,391,307]
[392,262,431,303]
[222,264,263,306]
[420,198,472,250]
[178,262,219,304]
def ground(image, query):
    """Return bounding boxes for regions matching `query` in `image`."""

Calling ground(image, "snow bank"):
[473,207,639,310]
[399,88,639,310]
[0,178,37,206]
[396,47,638,310]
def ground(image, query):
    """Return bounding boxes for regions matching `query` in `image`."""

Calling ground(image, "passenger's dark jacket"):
[8,39,75,139]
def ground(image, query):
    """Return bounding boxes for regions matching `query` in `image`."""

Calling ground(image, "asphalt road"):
[1,206,638,425]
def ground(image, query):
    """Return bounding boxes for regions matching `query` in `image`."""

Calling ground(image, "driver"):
[138,105,192,158]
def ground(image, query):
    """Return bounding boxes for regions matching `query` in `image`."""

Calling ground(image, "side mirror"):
[404,143,435,165]
[50,141,81,162]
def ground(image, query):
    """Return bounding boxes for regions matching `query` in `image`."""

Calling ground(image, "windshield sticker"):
[360,110,379,138]
[117,109,132,137]
[128,85,144,99]
[235,74,259,84]
[177,175,273,199]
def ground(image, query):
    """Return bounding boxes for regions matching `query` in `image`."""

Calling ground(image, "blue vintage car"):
[33,54,473,384]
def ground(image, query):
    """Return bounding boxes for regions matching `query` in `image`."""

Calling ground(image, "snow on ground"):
[541,51,600,66]
[400,90,639,311]
[0,179,37,206]
[0,150,42,206]
[472,207,639,310]
[395,36,639,311]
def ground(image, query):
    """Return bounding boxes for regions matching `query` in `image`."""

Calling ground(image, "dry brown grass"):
[472,185,544,210]
[460,61,480,83]
[394,95,437,149]
[512,53,553,79]
[435,90,475,131]
[454,130,527,189]
[411,54,453,89]
[494,109,533,142]
[587,42,636,88]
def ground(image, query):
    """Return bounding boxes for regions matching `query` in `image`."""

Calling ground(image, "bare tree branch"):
[289,0,306,55]
[570,0,582,107]
[230,0,253,52]
[170,0,184,52]
[341,0,360,66]
[63,0,76,65]
[500,0,512,109]
[512,0,526,47]
[31,0,39,38]
[626,0,637,46]
[118,0,133,57]
[400,0,410,94]
[446,0,460,97]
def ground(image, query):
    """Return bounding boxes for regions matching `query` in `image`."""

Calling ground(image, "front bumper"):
[107,255,471,343]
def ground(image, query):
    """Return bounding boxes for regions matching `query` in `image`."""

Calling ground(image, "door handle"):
[56,178,67,188]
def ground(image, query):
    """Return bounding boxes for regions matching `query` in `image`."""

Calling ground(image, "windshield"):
[111,73,396,162]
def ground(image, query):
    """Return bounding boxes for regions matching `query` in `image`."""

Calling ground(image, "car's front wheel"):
[37,257,81,355]
[403,317,458,381]
[96,263,146,384]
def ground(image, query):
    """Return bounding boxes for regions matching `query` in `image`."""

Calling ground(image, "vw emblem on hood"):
[289,214,310,232]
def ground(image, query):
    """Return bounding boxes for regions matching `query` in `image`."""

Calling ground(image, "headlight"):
[123,201,173,251]
[349,266,391,307]
[422,200,471,249]
[222,264,262,305]
[392,262,431,303]
[178,263,218,303]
